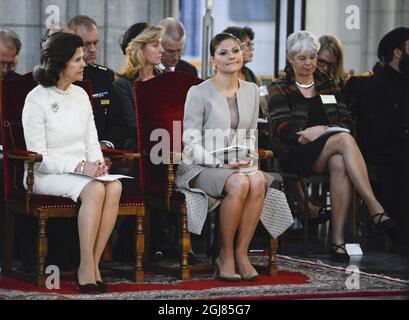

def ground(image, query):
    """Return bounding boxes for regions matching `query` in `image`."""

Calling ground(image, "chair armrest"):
[102,148,140,160]
[257,148,274,159]
[7,150,43,163]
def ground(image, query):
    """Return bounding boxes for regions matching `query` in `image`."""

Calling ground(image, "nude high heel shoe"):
[214,257,241,281]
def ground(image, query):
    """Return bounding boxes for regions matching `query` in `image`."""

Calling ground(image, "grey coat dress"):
[175,79,293,238]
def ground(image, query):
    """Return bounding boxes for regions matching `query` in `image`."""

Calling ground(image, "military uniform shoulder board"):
[88,63,109,72]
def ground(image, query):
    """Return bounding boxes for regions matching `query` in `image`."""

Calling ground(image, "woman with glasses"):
[268,31,397,263]
[317,35,349,90]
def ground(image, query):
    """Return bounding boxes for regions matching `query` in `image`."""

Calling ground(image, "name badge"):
[320,95,337,104]
[101,99,110,106]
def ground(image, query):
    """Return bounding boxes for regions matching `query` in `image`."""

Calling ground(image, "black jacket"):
[175,59,198,77]
[3,71,20,80]
[83,64,123,148]
[348,65,409,166]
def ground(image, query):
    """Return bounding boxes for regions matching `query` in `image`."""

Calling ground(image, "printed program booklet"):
[70,172,134,182]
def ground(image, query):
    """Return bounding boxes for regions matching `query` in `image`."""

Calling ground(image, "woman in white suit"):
[176,33,288,281]
[22,32,121,294]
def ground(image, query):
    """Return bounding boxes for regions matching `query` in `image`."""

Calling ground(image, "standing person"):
[68,15,123,150]
[350,27,409,245]
[268,31,398,262]
[223,26,268,118]
[23,33,122,293]
[158,17,198,76]
[0,29,21,80]
[176,33,292,281]
[114,25,164,151]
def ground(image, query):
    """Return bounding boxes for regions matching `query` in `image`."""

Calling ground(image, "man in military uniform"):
[351,27,409,245]
[68,15,123,150]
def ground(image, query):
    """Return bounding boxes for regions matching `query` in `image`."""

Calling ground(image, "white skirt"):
[25,172,93,202]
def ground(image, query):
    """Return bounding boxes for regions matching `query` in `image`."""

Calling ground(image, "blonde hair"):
[117,26,163,80]
[319,35,345,80]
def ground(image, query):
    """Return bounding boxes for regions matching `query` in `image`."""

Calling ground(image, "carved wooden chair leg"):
[37,218,48,287]
[135,210,145,283]
[269,238,279,276]
[180,207,190,280]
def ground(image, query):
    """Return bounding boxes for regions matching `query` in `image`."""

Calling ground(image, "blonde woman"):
[114,25,164,150]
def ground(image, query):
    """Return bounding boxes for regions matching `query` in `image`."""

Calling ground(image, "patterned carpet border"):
[0,255,408,300]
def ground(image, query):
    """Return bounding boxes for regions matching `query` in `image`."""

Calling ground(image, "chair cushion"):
[119,195,144,206]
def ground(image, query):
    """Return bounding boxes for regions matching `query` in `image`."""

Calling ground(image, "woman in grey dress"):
[176,33,292,281]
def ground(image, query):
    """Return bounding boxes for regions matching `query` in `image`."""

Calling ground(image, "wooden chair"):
[134,72,279,280]
[0,73,144,287]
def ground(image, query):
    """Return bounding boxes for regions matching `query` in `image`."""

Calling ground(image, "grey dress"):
[175,79,293,237]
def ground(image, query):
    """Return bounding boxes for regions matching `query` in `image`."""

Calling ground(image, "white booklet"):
[210,145,258,163]
[70,172,134,182]
[321,126,350,137]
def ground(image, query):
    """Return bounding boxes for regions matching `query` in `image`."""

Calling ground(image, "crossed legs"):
[217,171,266,275]
[77,180,122,285]
[312,133,388,250]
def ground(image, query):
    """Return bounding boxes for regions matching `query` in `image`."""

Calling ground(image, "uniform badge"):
[51,103,60,113]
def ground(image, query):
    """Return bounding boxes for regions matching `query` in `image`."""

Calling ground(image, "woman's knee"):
[225,174,250,199]
[81,181,106,201]
[329,133,356,150]
[105,180,122,199]
[248,172,265,197]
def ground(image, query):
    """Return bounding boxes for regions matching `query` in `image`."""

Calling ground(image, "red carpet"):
[0,255,408,300]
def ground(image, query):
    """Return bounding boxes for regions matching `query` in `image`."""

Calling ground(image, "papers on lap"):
[210,145,258,163]
[70,172,134,182]
[321,127,350,137]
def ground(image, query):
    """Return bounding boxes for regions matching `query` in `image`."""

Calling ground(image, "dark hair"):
[33,32,84,87]
[120,22,149,55]
[210,32,241,57]
[222,26,255,42]
[241,26,255,41]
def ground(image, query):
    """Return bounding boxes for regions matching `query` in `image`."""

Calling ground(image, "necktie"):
[163,67,172,73]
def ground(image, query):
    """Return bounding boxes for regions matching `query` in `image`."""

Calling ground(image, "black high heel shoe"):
[74,271,99,294]
[330,243,350,263]
[96,281,108,293]
[371,212,397,232]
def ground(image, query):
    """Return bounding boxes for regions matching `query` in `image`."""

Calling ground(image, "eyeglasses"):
[317,58,335,69]
[0,61,16,70]
[240,42,255,51]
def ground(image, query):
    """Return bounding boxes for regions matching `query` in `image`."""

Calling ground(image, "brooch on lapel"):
[51,103,60,113]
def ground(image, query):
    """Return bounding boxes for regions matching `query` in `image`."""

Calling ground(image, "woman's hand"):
[297,126,326,144]
[75,160,108,177]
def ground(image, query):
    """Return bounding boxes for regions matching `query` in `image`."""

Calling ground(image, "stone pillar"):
[0,0,165,74]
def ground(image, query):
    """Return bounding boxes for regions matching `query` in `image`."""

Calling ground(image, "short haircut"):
[210,32,241,57]
[33,32,84,87]
[159,17,185,42]
[68,15,97,32]
[0,29,22,54]
[287,31,320,58]
[223,26,255,42]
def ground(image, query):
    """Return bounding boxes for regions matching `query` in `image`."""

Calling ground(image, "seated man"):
[68,15,123,150]
[158,17,198,77]
[349,27,409,246]
[0,29,21,80]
